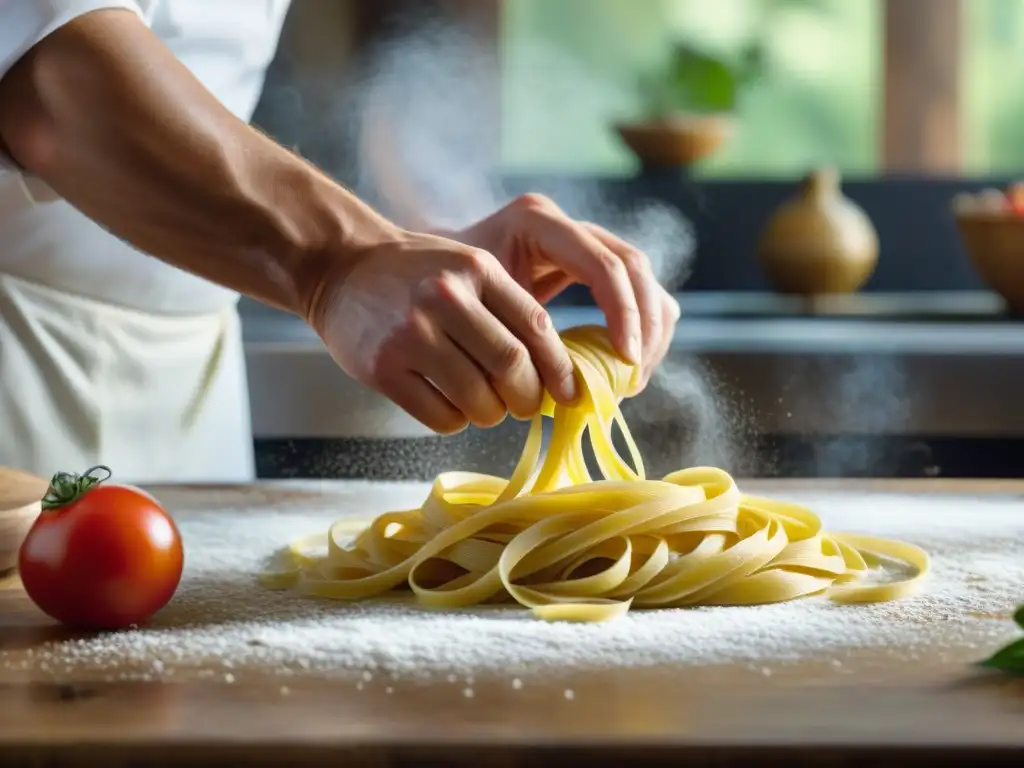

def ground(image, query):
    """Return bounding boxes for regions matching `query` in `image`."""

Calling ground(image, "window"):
[252,0,1009,296]
[501,0,881,178]
[965,0,1024,175]
[502,0,1023,180]
[268,0,1000,179]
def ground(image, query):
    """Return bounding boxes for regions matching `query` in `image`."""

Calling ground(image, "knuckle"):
[414,272,462,308]
[595,248,626,278]
[525,305,553,338]
[620,249,648,276]
[459,248,494,278]
[551,354,575,384]
[495,340,529,376]
[398,308,429,339]
[514,192,553,213]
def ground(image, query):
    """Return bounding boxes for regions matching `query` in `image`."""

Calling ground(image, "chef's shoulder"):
[0,2,152,86]
[0,2,148,174]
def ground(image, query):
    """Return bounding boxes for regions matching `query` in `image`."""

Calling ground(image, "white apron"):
[0,272,255,484]
[0,0,296,484]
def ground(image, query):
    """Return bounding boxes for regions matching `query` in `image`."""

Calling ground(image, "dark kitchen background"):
[241,0,1024,481]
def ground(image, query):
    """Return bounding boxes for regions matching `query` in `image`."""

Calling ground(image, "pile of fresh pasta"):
[259,325,929,622]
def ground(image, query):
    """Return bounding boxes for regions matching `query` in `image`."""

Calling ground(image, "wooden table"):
[1,478,1022,767]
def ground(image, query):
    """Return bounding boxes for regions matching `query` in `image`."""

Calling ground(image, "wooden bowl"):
[954,211,1024,313]
[0,466,48,575]
[614,114,734,169]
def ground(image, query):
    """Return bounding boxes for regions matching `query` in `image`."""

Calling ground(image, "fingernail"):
[630,372,648,396]
[559,368,579,403]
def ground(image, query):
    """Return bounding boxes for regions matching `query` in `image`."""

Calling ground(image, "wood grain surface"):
[1,478,1022,767]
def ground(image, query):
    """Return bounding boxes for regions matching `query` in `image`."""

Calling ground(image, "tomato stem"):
[41,465,113,510]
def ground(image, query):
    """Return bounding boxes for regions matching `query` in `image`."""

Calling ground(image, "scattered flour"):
[2,482,1022,684]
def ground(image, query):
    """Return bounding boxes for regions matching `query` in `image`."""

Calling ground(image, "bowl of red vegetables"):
[954,183,1024,313]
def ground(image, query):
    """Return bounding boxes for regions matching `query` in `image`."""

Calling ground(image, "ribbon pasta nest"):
[259,325,929,621]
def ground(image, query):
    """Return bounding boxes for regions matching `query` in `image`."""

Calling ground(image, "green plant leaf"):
[667,43,738,114]
[1015,603,1024,630]
[978,637,1024,674]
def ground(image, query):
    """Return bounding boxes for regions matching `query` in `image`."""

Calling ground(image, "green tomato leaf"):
[978,637,1024,674]
[1015,603,1024,630]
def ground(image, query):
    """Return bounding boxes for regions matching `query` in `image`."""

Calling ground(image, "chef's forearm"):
[0,8,395,318]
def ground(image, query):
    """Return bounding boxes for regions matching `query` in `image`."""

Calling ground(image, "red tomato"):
[18,465,183,630]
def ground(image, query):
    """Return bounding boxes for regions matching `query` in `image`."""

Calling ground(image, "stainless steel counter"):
[240,294,1024,441]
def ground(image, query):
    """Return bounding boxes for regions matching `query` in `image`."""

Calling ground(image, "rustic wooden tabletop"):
[1,478,1022,767]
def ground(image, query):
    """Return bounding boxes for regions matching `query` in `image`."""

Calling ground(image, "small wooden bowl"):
[0,466,48,575]
[614,114,734,169]
[954,211,1024,313]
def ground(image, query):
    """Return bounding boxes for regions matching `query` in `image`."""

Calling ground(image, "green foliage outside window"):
[502,0,1024,178]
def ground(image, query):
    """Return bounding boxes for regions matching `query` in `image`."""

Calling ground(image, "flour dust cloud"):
[253,8,913,478]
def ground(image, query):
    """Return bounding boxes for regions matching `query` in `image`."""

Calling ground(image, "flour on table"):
[3,482,1022,682]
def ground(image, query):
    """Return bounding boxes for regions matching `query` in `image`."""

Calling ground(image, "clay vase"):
[757,167,878,295]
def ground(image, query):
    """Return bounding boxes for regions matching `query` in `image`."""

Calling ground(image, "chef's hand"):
[309,194,679,434]
[441,194,680,393]
[308,229,578,434]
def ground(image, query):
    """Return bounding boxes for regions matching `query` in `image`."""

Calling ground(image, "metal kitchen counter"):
[239,294,1024,479]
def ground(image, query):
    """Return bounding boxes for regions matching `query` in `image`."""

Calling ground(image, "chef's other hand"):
[308,231,577,434]
[442,194,680,393]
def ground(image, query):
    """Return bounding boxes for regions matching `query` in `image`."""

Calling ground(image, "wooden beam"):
[882,0,963,175]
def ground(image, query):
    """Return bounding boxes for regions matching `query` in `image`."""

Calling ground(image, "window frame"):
[883,0,963,175]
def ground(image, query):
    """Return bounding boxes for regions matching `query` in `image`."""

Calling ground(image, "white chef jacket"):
[0,0,293,483]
